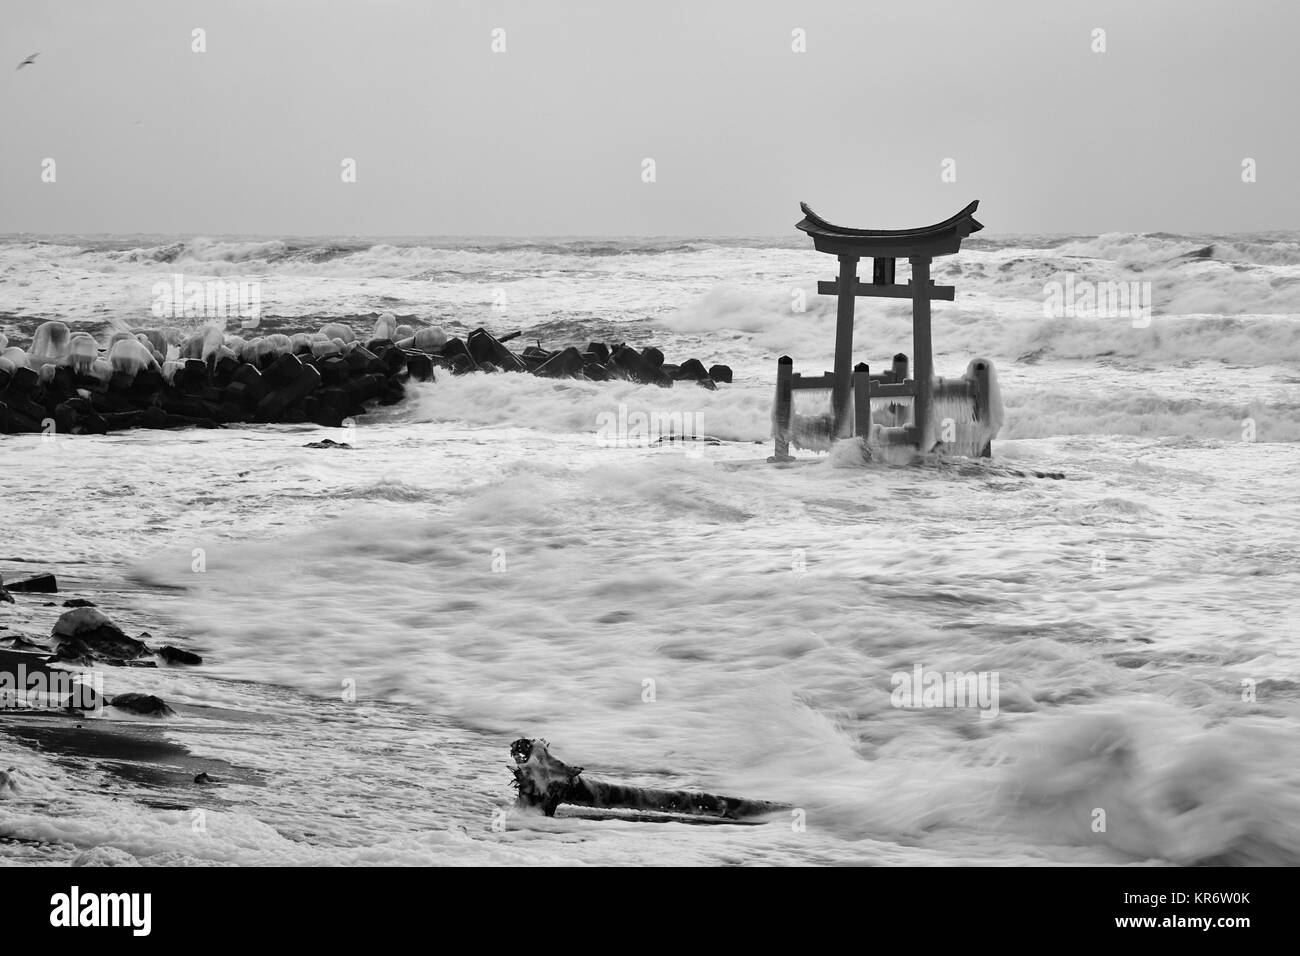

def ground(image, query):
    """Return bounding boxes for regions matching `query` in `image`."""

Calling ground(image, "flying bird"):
[15,52,39,70]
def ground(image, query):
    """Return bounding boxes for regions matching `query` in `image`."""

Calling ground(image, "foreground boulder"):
[51,608,150,662]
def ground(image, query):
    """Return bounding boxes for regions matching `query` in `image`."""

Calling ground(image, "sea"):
[1,230,1298,865]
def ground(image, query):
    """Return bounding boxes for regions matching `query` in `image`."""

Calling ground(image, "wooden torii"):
[771,200,984,459]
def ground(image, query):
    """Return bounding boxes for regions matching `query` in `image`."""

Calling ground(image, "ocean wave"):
[1056,232,1300,268]
[383,363,1299,444]
[0,236,789,280]
[391,373,771,442]
[660,283,1300,362]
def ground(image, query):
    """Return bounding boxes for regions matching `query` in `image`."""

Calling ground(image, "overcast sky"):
[2,0,1296,236]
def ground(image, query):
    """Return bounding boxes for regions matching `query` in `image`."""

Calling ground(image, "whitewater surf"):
[2,231,1299,866]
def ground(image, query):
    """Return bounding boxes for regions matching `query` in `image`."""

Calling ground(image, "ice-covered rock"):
[320,322,354,343]
[30,321,71,367]
[412,326,449,352]
[108,338,159,379]
[68,333,98,374]
[374,311,398,342]
[134,328,167,354]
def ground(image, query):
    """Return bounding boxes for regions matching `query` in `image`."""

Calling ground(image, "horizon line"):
[1,228,1293,241]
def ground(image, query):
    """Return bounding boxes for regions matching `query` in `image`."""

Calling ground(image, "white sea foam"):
[1,232,1297,865]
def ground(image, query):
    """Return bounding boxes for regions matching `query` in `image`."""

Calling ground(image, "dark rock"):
[468,328,527,372]
[128,369,165,401]
[534,347,585,379]
[73,371,107,394]
[51,608,149,662]
[642,346,665,368]
[301,396,332,427]
[708,364,733,384]
[164,412,221,430]
[695,377,717,391]
[308,387,355,426]
[158,645,204,666]
[256,362,321,422]
[46,366,76,397]
[611,345,673,387]
[345,345,382,375]
[140,406,169,429]
[586,342,610,364]
[8,366,40,394]
[262,353,306,390]
[62,598,96,608]
[3,572,58,594]
[0,400,44,433]
[441,338,478,369]
[345,373,385,404]
[110,693,174,717]
[407,352,435,382]
[675,358,709,381]
[212,355,240,385]
[228,363,267,405]
[303,438,353,450]
[160,393,216,419]
[375,346,408,376]
[194,772,215,784]
[99,410,144,431]
[77,410,109,435]
[0,588,12,604]
[178,359,209,392]
[317,355,349,386]
[448,353,477,376]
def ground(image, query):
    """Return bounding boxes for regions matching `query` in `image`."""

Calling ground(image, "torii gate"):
[771,200,985,459]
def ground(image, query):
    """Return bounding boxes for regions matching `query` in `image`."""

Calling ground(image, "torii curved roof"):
[796,200,983,258]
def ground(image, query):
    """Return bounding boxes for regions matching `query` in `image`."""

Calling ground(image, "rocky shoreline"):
[1,571,200,722]
[0,314,733,435]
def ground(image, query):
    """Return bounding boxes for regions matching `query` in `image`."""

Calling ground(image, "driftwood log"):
[509,738,784,820]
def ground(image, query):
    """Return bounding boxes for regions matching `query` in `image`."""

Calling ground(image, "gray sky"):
[2,0,1296,236]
